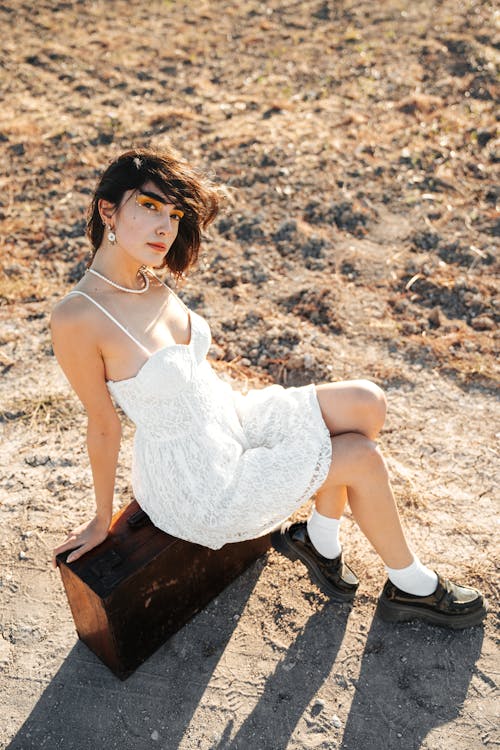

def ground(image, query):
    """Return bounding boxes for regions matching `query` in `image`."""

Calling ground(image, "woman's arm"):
[50,298,122,565]
[86,417,121,527]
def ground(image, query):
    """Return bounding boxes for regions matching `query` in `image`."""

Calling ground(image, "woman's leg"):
[273,380,486,625]
[314,380,387,520]
[315,379,387,440]
[316,433,413,569]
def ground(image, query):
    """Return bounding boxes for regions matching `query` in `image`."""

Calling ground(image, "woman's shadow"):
[6,560,484,750]
[340,613,485,750]
[215,598,352,750]
[214,602,484,750]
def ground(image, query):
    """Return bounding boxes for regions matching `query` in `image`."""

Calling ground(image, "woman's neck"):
[90,248,146,290]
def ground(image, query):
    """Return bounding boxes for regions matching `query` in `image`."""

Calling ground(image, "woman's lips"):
[148,242,166,251]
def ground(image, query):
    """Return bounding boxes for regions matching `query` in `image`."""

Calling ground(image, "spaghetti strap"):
[147,269,191,314]
[65,291,152,356]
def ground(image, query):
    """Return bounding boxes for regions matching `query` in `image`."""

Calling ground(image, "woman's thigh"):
[315,379,387,439]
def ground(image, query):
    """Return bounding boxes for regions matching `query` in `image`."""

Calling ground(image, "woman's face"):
[111,180,184,267]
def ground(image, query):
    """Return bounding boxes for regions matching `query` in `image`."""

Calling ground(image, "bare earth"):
[0,1,498,748]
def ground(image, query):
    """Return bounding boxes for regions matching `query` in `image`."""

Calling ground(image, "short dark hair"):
[86,147,221,278]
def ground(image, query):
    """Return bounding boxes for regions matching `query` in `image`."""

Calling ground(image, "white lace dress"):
[67,290,332,549]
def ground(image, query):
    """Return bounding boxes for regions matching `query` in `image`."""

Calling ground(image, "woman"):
[51,147,486,629]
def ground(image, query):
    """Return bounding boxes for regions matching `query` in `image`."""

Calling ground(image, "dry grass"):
[0,392,79,431]
[0,270,54,305]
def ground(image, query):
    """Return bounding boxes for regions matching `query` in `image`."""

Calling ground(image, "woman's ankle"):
[385,554,438,596]
[307,507,342,559]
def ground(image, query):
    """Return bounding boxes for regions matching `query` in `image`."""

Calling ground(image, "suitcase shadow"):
[6,559,271,750]
[339,615,485,750]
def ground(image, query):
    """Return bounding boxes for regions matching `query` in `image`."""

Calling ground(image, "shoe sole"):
[376,596,487,630]
[271,529,358,602]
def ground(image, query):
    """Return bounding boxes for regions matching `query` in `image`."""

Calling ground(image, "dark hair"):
[86,147,221,278]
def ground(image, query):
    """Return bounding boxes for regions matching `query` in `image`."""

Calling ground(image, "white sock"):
[386,554,438,596]
[307,507,342,559]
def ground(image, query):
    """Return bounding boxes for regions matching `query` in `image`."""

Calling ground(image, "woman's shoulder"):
[51,279,99,328]
[50,283,107,385]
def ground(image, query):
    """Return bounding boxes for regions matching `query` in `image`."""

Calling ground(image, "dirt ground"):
[0,1,498,748]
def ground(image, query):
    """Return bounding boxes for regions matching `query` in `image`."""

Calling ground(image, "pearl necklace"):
[87,267,150,294]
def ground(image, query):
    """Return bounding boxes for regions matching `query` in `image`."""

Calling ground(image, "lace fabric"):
[107,309,333,549]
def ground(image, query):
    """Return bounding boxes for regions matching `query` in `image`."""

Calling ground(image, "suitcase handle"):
[127,508,151,529]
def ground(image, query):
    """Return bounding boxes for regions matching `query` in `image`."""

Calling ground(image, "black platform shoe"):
[271,521,359,601]
[377,574,487,629]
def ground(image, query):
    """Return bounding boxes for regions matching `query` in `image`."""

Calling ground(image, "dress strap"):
[146,269,191,314]
[65,291,152,356]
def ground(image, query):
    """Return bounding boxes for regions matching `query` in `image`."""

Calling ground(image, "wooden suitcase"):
[56,500,270,679]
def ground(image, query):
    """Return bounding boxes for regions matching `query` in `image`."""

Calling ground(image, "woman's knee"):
[352,379,387,437]
[316,378,387,439]
[337,432,384,467]
[324,432,387,487]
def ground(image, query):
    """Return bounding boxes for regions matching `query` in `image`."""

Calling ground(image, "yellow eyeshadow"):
[137,195,161,210]
[136,194,183,219]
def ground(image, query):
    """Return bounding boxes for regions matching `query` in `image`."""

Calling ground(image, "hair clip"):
[133,156,143,169]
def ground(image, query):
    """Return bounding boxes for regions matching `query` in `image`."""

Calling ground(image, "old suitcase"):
[56,500,270,679]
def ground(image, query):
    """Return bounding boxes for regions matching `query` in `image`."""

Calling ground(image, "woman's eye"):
[136,194,183,220]
[137,195,159,211]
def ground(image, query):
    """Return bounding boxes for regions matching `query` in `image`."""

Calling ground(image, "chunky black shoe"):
[271,521,359,601]
[377,574,487,629]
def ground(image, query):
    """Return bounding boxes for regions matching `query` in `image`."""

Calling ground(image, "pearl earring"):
[107,226,117,244]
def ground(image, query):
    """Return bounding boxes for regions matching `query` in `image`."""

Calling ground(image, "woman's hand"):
[52,515,110,568]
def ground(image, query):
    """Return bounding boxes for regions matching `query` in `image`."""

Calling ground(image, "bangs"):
[148,177,195,215]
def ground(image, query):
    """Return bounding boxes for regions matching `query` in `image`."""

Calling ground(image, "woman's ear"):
[98,198,116,224]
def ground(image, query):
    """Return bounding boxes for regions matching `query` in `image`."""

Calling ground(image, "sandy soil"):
[0,1,498,748]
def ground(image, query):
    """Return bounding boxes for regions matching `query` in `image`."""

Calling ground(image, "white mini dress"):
[67,284,332,549]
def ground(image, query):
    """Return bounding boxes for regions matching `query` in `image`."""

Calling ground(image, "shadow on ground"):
[216,602,351,750]
[340,615,484,750]
[7,563,266,750]
[7,559,484,750]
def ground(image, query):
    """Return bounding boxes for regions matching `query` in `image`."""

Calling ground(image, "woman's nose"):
[157,213,172,234]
